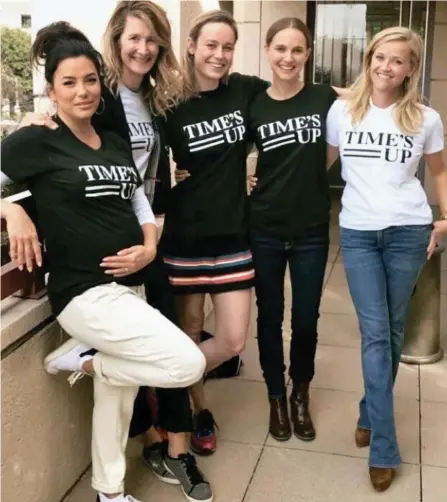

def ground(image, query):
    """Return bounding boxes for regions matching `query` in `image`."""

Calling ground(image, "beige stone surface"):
[1,295,52,352]
[431,24,447,80]
[233,0,261,23]
[1,322,93,502]
[421,400,447,467]
[421,465,447,502]
[434,1,447,23]
[233,22,261,75]
[420,356,447,403]
[429,80,447,122]
[245,448,421,502]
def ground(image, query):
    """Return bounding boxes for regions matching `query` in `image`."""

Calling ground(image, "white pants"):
[57,282,206,494]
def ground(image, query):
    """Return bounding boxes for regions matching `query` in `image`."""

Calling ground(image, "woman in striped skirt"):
[160,10,268,455]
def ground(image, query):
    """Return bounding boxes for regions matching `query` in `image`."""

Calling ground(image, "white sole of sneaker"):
[164,463,213,502]
[141,457,180,485]
[181,487,213,502]
[44,338,82,375]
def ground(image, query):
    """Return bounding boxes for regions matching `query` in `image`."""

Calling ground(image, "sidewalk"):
[65,216,447,502]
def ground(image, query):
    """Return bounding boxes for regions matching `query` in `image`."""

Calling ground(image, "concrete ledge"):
[1,322,93,502]
[1,295,52,352]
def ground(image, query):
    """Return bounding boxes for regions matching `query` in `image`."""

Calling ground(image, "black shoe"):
[290,382,316,441]
[164,452,213,502]
[269,396,292,441]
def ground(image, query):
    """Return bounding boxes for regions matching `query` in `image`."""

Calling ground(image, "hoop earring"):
[95,97,105,115]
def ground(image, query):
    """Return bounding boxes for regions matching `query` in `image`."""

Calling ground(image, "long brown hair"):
[102,0,183,116]
[183,9,238,96]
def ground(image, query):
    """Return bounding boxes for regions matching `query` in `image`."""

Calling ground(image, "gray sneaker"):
[164,452,213,502]
[142,442,179,485]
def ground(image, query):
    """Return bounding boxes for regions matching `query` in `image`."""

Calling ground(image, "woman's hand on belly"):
[100,244,156,277]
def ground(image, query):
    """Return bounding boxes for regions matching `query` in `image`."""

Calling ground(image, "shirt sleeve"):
[326,100,343,147]
[131,185,156,226]
[1,127,47,182]
[424,110,445,154]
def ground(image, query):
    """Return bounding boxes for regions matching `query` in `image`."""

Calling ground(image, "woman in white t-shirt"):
[326,26,447,492]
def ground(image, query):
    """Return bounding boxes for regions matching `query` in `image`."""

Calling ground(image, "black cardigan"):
[92,85,171,216]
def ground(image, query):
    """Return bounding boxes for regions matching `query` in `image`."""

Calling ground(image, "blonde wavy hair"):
[183,9,238,96]
[102,0,183,116]
[347,26,424,134]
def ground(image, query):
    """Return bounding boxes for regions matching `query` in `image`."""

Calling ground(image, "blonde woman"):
[326,27,447,492]
[22,2,213,501]
[161,10,268,455]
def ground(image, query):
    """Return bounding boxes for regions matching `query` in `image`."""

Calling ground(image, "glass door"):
[310,1,433,188]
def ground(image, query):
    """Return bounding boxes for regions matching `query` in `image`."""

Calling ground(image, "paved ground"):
[66,210,447,502]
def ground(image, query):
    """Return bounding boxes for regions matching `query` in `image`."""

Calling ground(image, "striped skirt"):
[161,234,255,295]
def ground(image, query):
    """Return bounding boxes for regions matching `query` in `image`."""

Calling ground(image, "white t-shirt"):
[119,85,155,181]
[326,99,444,230]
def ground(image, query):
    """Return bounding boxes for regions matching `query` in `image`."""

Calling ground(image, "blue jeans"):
[340,224,431,468]
[251,223,329,397]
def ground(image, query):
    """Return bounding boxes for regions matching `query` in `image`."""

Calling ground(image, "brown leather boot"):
[268,396,291,441]
[290,383,316,441]
[369,467,394,492]
[355,427,371,448]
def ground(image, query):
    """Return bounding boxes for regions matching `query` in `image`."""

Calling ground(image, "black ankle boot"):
[268,396,291,441]
[290,382,316,441]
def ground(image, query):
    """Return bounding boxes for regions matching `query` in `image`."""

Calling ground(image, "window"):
[312,1,429,88]
[21,15,31,29]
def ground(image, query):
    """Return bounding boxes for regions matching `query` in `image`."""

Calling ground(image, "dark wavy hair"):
[31,21,105,84]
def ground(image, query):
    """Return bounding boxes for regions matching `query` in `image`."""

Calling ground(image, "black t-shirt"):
[1,118,147,315]
[248,84,338,239]
[163,73,268,238]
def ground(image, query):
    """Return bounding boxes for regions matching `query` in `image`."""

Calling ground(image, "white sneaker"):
[97,494,143,502]
[44,338,93,375]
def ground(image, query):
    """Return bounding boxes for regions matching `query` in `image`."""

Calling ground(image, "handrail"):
[1,191,46,301]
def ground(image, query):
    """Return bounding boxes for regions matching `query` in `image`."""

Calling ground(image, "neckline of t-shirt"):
[264,83,309,103]
[197,79,228,97]
[54,115,106,153]
[119,83,143,98]
[368,97,397,112]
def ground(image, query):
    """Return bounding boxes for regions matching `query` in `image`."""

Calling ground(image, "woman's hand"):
[174,169,190,184]
[19,112,58,130]
[100,245,156,277]
[2,202,42,272]
[247,175,258,194]
[427,219,447,259]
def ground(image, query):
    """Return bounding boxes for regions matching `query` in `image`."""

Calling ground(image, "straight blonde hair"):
[347,26,424,134]
[183,9,238,97]
[102,0,184,116]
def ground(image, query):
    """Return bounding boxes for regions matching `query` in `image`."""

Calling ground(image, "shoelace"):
[177,454,206,486]
[67,371,85,387]
[196,410,219,436]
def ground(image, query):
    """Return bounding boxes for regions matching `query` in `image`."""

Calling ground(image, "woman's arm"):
[131,185,157,252]
[425,151,447,215]
[425,151,447,258]
[1,198,42,272]
[327,144,340,171]
[100,186,157,277]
